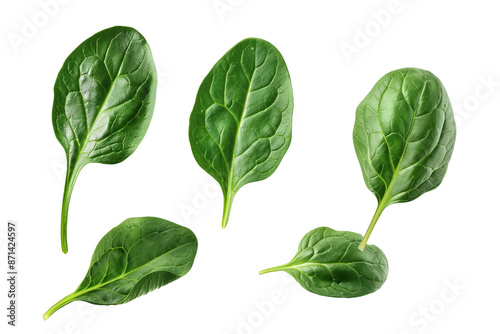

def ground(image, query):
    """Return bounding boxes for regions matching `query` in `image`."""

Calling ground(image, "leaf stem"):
[259,264,287,275]
[221,191,235,229]
[60,163,83,254]
[43,293,77,320]
[359,202,386,251]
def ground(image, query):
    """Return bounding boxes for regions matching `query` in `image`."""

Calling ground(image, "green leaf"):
[52,26,157,253]
[260,227,388,298]
[188,38,293,228]
[43,217,197,320]
[353,68,456,249]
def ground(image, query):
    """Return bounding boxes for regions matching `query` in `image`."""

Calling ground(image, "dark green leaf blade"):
[43,217,197,320]
[188,38,293,228]
[52,26,157,253]
[260,227,388,298]
[353,68,456,249]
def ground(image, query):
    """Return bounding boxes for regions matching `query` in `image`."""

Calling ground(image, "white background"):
[1,0,498,333]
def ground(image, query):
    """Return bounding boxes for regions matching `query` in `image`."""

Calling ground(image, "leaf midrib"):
[225,46,257,195]
[284,260,387,270]
[376,76,429,207]
[73,32,135,167]
[70,239,195,302]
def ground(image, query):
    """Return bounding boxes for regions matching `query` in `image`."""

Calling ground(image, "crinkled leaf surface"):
[189,38,293,228]
[353,68,456,249]
[260,227,388,298]
[52,26,157,253]
[43,217,197,320]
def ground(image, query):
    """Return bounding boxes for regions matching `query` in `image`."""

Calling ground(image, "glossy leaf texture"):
[189,38,293,229]
[43,217,198,320]
[52,26,157,253]
[260,227,388,298]
[353,68,456,249]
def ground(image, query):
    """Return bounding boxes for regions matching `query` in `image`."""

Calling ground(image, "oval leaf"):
[353,68,456,249]
[43,217,197,320]
[260,227,388,298]
[52,26,157,253]
[188,38,293,228]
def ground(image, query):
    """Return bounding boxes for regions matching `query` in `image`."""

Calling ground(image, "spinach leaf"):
[260,227,388,298]
[43,217,197,320]
[52,26,157,253]
[189,38,293,228]
[353,68,456,250]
